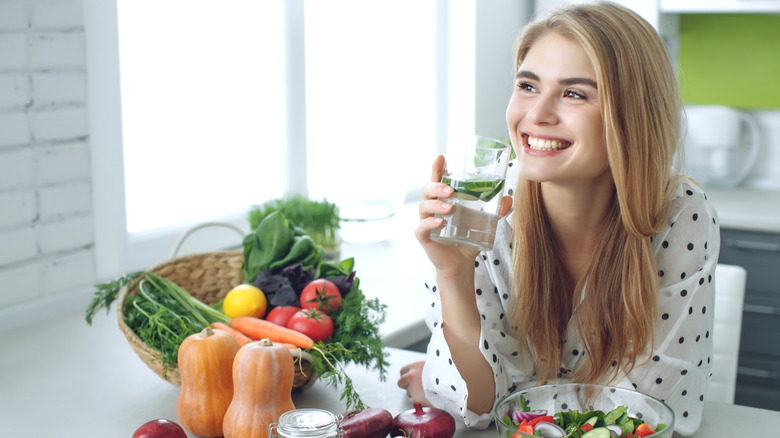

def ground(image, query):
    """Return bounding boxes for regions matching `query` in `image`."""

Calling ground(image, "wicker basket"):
[116,249,316,390]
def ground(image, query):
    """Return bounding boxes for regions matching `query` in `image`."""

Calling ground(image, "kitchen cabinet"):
[661,0,780,13]
[718,228,780,410]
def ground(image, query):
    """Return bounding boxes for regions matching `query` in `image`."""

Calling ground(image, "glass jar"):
[268,409,343,438]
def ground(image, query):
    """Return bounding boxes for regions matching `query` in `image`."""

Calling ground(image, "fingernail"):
[443,186,454,195]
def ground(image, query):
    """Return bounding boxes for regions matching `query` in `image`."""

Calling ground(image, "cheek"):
[505,95,525,130]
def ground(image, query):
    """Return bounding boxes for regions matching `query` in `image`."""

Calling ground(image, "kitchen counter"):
[706,187,780,233]
[1,307,778,438]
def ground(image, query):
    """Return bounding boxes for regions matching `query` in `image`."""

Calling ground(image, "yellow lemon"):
[222,284,267,318]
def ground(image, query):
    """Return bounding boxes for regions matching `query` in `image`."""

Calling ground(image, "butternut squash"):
[223,338,296,438]
[176,327,239,437]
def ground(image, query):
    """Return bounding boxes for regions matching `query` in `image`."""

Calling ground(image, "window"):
[117,1,286,234]
[85,0,525,278]
[304,0,438,213]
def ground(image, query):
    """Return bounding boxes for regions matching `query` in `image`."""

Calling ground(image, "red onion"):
[339,408,393,438]
[391,403,456,438]
[512,409,548,423]
[533,421,565,437]
[606,425,624,437]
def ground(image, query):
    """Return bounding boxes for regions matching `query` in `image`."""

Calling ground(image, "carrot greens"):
[86,271,230,377]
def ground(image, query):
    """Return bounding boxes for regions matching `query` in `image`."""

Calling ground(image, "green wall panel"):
[678,14,780,110]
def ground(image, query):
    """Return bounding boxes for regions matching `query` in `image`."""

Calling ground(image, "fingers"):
[397,361,428,403]
[397,374,409,389]
[400,361,425,375]
[431,155,446,183]
[499,195,513,218]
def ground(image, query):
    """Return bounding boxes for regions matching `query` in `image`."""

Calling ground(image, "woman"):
[398,2,719,435]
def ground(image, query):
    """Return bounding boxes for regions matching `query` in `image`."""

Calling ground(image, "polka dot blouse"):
[420,178,720,435]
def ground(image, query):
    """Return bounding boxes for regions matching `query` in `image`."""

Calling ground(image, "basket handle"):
[170,221,247,259]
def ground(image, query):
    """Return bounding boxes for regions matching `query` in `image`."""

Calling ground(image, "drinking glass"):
[429,135,511,251]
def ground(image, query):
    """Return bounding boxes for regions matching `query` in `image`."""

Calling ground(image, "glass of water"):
[430,135,511,251]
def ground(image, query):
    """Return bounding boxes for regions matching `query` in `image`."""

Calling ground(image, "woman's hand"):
[414,155,513,280]
[397,361,430,406]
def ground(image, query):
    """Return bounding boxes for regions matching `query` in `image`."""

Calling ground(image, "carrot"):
[229,316,314,349]
[211,322,252,348]
[282,343,299,350]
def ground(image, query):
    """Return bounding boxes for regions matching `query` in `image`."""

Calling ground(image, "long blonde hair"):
[510,2,685,384]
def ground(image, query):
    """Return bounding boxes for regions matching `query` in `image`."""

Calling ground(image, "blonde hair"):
[510,1,685,384]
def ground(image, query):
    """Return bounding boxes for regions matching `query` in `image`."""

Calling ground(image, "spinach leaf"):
[241,211,323,282]
[604,405,627,425]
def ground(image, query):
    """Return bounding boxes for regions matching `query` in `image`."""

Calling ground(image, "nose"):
[525,94,558,125]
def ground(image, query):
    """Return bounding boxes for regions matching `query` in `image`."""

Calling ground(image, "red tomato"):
[265,306,301,327]
[287,309,334,342]
[513,420,534,437]
[634,423,656,437]
[300,279,342,312]
[528,416,554,427]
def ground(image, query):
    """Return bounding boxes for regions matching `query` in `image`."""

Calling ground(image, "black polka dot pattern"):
[419,179,717,434]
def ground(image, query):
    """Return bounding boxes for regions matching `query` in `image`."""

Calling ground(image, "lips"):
[525,134,572,151]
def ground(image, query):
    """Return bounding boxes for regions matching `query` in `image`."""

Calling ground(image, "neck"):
[541,175,615,279]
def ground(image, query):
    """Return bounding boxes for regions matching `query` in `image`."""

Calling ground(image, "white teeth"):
[528,136,570,151]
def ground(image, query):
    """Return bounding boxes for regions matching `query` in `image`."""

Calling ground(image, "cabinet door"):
[661,0,780,13]
[720,228,780,410]
[719,229,780,293]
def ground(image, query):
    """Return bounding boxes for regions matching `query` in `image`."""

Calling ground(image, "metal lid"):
[275,409,341,437]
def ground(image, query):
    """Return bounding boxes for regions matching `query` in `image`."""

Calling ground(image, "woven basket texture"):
[116,249,315,389]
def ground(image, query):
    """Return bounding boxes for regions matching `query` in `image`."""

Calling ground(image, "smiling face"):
[506,31,609,187]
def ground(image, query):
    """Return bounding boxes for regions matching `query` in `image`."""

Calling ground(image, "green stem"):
[131,299,180,339]
[145,273,230,325]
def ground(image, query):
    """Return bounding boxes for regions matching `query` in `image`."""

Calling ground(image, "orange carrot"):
[211,322,252,348]
[229,316,314,349]
[282,343,299,350]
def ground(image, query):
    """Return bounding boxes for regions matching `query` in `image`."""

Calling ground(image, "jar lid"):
[276,409,340,437]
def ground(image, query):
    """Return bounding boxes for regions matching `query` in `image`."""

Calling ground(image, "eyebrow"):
[516,70,598,89]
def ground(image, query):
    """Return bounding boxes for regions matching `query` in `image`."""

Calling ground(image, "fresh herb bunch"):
[248,195,340,250]
[85,271,142,324]
[307,277,390,409]
[86,271,231,378]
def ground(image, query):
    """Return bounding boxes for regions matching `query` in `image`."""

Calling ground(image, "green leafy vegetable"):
[242,211,323,283]
[87,211,387,411]
[507,395,655,438]
[86,271,230,378]
[249,195,340,250]
[307,274,389,410]
[603,405,626,425]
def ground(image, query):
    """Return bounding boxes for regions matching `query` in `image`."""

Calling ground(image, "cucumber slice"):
[581,427,613,438]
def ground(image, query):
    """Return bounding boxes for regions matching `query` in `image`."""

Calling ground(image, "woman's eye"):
[563,89,587,100]
[517,81,537,93]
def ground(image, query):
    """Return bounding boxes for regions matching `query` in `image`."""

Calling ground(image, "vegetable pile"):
[499,395,665,438]
[85,211,389,411]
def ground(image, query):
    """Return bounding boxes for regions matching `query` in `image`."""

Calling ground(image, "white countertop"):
[338,204,434,349]
[1,307,778,437]
[706,187,780,233]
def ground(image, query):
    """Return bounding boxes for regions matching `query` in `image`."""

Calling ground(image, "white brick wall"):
[0,0,96,310]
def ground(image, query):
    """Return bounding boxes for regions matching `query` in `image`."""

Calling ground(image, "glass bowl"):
[494,383,674,438]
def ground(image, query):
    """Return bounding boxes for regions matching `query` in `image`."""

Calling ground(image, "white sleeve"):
[420,218,525,429]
